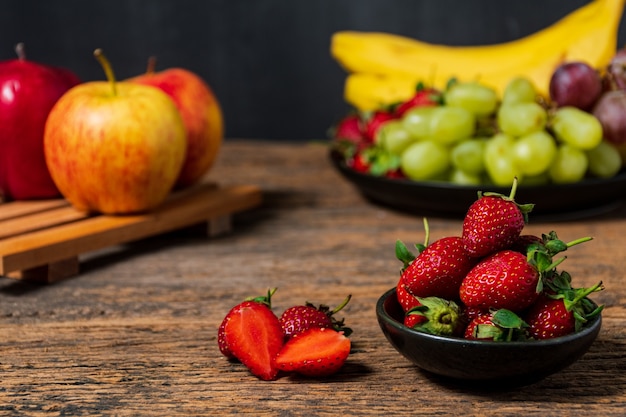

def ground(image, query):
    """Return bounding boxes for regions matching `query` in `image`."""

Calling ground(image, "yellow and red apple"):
[0,43,80,200]
[43,49,187,214]
[129,58,224,188]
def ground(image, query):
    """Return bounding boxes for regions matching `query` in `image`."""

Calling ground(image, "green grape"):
[444,81,498,117]
[502,77,537,104]
[449,169,482,186]
[484,133,523,186]
[497,102,547,137]
[402,106,436,140]
[450,138,486,175]
[548,144,589,184]
[401,140,450,181]
[376,120,416,155]
[429,106,476,145]
[511,131,557,176]
[551,106,603,150]
[586,140,622,178]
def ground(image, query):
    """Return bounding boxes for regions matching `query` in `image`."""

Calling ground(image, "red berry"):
[279,295,352,339]
[525,281,604,340]
[222,299,284,381]
[218,289,275,359]
[462,181,533,258]
[396,279,420,313]
[464,309,528,341]
[363,110,395,143]
[395,87,441,116]
[404,312,427,328]
[274,328,351,377]
[401,236,477,301]
[333,114,364,143]
[404,296,464,336]
[525,296,575,340]
[464,313,498,340]
[459,250,540,312]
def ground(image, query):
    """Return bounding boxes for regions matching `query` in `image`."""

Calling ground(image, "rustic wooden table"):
[1,140,625,416]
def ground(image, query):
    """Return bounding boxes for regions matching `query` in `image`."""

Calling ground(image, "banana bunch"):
[331,0,625,111]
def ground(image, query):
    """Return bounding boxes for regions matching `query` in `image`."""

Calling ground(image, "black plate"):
[330,150,626,220]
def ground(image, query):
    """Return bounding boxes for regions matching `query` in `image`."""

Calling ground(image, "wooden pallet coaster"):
[0,182,262,283]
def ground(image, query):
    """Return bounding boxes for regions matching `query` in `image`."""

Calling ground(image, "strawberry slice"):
[223,300,285,381]
[274,328,351,377]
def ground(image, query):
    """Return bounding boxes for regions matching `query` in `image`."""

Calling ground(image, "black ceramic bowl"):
[376,287,602,386]
[330,150,626,220]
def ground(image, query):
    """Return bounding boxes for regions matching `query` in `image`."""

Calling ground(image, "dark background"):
[2,0,625,141]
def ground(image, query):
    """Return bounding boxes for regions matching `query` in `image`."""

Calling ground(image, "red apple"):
[43,49,187,214]
[0,43,80,200]
[128,58,224,188]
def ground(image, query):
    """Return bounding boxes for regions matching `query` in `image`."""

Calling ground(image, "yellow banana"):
[332,0,625,110]
[344,53,565,111]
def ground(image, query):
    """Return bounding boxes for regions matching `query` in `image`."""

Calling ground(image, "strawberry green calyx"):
[395,218,430,272]
[309,294,353,336]
[527,232,593,290]
[407,296,463,336]
[477,309,529,342]
[244,288,277,309]
[481,177,534,223]
[551,281,604,332]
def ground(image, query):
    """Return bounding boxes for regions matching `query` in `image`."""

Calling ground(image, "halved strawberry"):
[222,295,285,381]
[218,289,275,359]
[274,328,351,377]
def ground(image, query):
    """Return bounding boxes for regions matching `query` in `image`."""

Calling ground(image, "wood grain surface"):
[1,140,625,416]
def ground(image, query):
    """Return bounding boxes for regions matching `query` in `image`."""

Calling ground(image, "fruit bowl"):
[376,287,602,387]
[330,150,626,220]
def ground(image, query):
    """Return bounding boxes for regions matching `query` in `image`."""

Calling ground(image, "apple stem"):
[146,56,157,75]
[15,43,26,60]
[93,48,118,96]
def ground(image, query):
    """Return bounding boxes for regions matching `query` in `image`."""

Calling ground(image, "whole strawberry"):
[509,234,543,255]
[525,282,604,339]
[363,110,395,143]
[459,250,541,312]
[332,113,364,144]
[464,309,528,341]
[279,295,352,339]
[405,296,464,336]
[396,279,421,313]
[462,179,534,258]
[394,84,442,116]
[400,236,478,301]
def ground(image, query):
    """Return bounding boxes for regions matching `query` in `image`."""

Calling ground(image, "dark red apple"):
[0,43,80,200]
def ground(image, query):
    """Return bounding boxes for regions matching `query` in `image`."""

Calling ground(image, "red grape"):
[606,48,626,90]
[592,89,626,144]
[549,62,603,110]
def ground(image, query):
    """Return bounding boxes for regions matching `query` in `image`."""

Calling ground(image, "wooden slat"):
[0,182,262,277]
[0,199,70,221]
[0,205,90,239]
